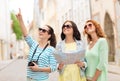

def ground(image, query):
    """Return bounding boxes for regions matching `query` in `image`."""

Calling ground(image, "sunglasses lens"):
[42,29,47,32]
[38,28,48,33]
[84,25,87,29]
[88,24,92,27]
[84,24,92,29]
[63,25,71,29]
[39,28,42,31]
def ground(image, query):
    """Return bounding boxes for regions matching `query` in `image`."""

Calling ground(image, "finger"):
[32,62,36,65]
[19,8,21,14]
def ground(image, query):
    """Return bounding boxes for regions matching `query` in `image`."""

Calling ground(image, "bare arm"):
[16,8,28,37]
[92,69,101,81]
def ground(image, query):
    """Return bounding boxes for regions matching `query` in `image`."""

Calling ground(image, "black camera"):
[28,61,38,66]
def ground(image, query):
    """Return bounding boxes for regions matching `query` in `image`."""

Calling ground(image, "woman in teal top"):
[83,20,108,81]
[16,9,57,81]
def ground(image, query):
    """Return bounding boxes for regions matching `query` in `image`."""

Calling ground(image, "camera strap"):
[30,43,49,62]
[30,44,39,61]
[36,43,49,62]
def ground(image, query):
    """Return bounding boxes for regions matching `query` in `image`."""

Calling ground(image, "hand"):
[92,79,96,81]
[58,62,64,70]
[92,77,97,81]
[74,60,84,68]
[16,8,23,21]
[29,62,40,72]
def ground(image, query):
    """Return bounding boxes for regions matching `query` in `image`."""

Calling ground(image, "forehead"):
[86,22,93,24]
[41,26,49,30]
[64,22,72,25]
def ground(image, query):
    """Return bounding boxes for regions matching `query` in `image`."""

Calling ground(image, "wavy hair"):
[61,20,81,40]
[83,20,106,43]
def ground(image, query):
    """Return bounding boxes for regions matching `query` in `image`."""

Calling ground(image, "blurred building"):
[34,0,90,41]
[90,0,120,65]
[0,0,11,60]
[33,0,59,40]
[56,0,91,41]
[115,0,120,65]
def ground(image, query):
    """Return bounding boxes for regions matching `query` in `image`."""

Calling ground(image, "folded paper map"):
[54,50,85,64]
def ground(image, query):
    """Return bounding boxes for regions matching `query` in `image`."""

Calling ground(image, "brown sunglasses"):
[84,23,92,29]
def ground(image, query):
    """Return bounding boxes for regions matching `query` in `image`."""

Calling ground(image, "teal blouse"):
[85,38,108,81]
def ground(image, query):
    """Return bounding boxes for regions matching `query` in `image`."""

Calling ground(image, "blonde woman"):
[84,20,109,81]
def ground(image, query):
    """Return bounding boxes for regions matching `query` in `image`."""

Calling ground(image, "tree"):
[11,12,22,40]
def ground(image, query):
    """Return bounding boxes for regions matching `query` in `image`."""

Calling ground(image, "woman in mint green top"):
[83,20,108,81]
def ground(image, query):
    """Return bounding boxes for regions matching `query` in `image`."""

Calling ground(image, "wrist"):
[38,67,42,72]
[92,77,97,81]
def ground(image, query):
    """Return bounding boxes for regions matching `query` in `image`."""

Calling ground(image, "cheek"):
[92,27,96,32]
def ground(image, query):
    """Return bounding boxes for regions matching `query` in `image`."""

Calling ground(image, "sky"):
[9,0,34,25]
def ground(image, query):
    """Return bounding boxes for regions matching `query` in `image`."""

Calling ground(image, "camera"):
[28,61,38,66]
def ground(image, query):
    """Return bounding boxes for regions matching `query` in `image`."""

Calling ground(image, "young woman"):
[84,20,109,81]
[16,9,57,81]
[56,20,87,81]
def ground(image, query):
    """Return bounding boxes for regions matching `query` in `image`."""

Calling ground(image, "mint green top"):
[85,38,108,81]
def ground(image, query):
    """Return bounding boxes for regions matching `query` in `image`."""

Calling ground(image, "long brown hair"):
[46,25,56,47]
[84,20,106,43]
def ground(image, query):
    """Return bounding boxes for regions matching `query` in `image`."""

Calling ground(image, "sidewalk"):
[0,59,17,71]
[108,64,120,75]
[0,59,120,75]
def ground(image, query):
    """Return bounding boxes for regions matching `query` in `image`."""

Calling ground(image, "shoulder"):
[76,40,83,44]
[98,38,108,48]
[56,41,64,47]
[98,38,107,43]
[47,46,55,52]
[76,40,84,47]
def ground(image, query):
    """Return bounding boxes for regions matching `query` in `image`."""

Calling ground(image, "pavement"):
[0,59,17,71]
[108,63,120,75]
[0,59,120,75]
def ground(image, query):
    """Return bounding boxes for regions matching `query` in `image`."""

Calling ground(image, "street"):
[0,59,120,81]
[0,59,27,81]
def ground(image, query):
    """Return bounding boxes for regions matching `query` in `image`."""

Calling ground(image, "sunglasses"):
[63,24,72,29]
[84,23,92,29]
[38,28,49,33]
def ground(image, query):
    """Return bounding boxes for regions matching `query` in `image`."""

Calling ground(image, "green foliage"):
[11,12,22,40]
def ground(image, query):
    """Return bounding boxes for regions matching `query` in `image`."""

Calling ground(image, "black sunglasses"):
[38,28,49,33]
[63,24,72,29]
[84,23,92,29]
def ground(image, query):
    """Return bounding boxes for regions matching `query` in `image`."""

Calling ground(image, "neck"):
[65,35,75,43]
[90,33,98,42]
[39,39,48,48]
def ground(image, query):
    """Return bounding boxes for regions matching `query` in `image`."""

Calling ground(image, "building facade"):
[0,0,11,60]
[90,0,120,65]
[56,0,91,41]
[115,0,120,65]
[34,0,91,41]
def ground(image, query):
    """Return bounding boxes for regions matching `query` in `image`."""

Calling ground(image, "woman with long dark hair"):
[56,20,87,81]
